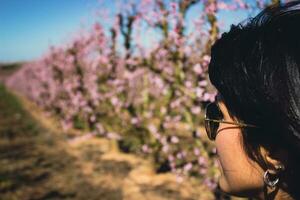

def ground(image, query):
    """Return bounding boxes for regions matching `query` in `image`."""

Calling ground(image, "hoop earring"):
[263,170,279,188]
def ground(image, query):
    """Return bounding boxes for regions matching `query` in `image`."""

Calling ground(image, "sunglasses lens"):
[206,103,223,120]
[205,103,223,140]
[205,120,219,140]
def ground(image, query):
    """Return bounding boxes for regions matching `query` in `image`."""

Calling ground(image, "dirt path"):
[0,85,215,200]
[67,138,214,200]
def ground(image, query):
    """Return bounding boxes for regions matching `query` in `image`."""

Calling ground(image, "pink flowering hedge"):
[7,0,271,189]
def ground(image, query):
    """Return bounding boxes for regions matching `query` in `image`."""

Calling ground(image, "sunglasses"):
[204,102,257,140]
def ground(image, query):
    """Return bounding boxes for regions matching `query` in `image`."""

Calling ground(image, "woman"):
[205,1,300,200]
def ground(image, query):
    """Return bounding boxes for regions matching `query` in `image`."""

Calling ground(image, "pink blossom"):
[205,2,217,14]
[160,106,167,114]
[110,97,119,106]
[198,156,207,166]
[170,136,179,144]
[183,163,193,172]
[90,115,96,122]
[191,106,201,114]
[217,2,237,10]
[176,152,183,160]
[194,130,202,138]
[131,117,139,125]
[199,168,208,175]
[212,147,217,154]
[202,55,211,66]
[162,145,169,153]
[148,124,157,133]
[183,46,191,55]
[203,92,216,102]
[107,132,122,140]
[184,81,192,88]
[193,63,203,75]
[194,148,200,156]
[234,0,247,9]
[203,178,217,190]
[142,144,152,153]
[96,123,105,134]
[198,80,207,86]
[195,87,204,98]
[168,154,175,162]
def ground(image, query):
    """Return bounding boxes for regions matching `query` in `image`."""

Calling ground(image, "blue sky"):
[0,0,100,62]
[0,0,252,63]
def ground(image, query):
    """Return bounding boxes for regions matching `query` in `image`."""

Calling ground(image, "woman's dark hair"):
[208,1,300,198]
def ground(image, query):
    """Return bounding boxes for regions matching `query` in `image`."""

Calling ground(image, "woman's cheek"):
[215,127,249,193]
[215,126,264,197]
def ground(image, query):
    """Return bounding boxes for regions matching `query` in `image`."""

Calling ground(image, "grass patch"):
[0,84,41,138]
[0,84,41,139]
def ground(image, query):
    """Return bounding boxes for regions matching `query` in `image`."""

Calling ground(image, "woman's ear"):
[260,147,287,174]
[265,154,285,174]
